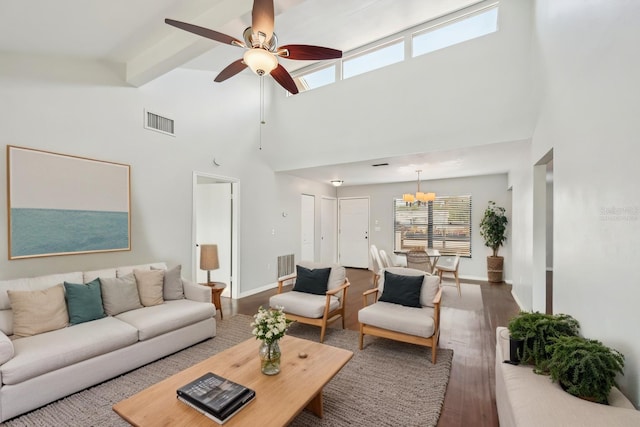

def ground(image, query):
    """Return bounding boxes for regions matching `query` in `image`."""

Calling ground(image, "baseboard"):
[510,289,525,311]
[237,281,278,299]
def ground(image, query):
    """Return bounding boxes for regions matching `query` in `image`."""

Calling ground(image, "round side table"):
[202,282,227,319]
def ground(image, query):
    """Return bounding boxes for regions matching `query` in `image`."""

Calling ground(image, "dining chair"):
[379,249,406,268]
[369,245,384,287]
[435,255,461,296]
[405,249,433,274]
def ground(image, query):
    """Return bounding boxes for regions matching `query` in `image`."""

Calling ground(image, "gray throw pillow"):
[152,264,184,300]
[99,273,143,316]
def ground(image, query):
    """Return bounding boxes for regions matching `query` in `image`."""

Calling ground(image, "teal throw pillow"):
[64,278,106,325]
[379,271,423,308]
[293,265,331,295]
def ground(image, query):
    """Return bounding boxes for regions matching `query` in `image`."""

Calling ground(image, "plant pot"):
[487,256,504,283]
[509,336,525,364]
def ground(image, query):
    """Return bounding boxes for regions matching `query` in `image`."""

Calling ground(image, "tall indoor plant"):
[479,201,508,282]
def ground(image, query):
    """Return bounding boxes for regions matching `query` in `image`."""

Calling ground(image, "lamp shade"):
[243,48,278,76]
[200,244,220,271]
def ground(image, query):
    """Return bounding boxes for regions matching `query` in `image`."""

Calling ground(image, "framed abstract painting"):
[7,145,131,259]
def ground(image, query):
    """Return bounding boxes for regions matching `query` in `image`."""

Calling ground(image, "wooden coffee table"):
[113,335,353,426]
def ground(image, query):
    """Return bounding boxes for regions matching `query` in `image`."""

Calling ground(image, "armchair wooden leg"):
[359,324,364,350]
[320,323,327,343]
[454,271,461,296]
[431,344,437,364]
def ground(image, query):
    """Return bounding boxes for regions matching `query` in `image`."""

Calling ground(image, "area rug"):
[2,315,452,427]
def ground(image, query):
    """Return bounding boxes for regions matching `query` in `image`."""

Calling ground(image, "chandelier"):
[403,170,436,205]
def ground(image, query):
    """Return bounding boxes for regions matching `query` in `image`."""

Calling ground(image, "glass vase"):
[259,340,281,375]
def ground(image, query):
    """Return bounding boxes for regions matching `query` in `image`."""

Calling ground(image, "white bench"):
[495,326,640,426]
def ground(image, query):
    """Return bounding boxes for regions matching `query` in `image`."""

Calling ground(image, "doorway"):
[192,172,239,299]
[338,197,370,268]
[533,150,553,313]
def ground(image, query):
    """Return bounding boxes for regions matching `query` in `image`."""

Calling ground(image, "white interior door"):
[338,197,369,268]
[320,197,337,264]
[193,172,239,299]
[301,194,315,261]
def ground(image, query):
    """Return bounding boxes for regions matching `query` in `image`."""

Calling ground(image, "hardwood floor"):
[218,268,520,427]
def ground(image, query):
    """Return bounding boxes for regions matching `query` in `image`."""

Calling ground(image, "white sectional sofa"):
[495,326,640,426]
[0,262,216,422]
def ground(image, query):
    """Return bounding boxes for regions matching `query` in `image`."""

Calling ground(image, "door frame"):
[320,196,338,264]
[192,171,240,299]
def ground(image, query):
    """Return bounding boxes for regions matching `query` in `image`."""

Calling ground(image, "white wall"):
[515,0,640,406]
[263,0,535,172]
[0,53,334,296]
[337,174,512,281]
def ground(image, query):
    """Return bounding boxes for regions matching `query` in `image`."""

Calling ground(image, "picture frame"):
[7,145,131,259]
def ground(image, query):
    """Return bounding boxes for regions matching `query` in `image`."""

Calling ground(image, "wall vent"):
[277,254,295,279]
[144,110,175,136]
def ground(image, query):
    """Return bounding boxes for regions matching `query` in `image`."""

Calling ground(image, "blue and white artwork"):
[8,146,131,259]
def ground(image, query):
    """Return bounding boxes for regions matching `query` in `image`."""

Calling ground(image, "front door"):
[338,197,369,268]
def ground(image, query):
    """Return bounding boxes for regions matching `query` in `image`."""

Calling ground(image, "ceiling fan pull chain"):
[259,76,265,150]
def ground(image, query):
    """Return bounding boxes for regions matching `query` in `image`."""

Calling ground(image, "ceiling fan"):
[165,0,342,94]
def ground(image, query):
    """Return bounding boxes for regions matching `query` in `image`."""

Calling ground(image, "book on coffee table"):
[176,372,255,424]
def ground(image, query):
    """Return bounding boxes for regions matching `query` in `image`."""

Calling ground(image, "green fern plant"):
[547,336,624,405]
[508,311,580,374]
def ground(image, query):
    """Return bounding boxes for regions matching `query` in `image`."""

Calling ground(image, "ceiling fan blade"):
[251,0,275,43]
[214,59,248,82]
[165,19,245,47]
[271,64,299,94]
[277,44,343,60]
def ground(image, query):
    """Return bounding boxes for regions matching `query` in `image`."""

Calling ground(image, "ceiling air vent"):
[372,163,389,167]
[144,110,175,136]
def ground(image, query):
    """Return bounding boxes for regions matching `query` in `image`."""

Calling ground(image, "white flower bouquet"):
[251,306,292,344]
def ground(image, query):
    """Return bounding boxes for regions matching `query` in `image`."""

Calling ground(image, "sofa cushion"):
[64,279,106,325]
[0,332,14,365]
[378,271,423,308]
[117,263,167,278]
[99,274,142,316]
[115,299,216,341]
[0,316,138,385]
[134,269,164,307]
[358,302,435,338]
[0,272,83,311]
[152,264,185,300]
[8,284,69,337]
[83,268,116,284]
[270,291,340,319]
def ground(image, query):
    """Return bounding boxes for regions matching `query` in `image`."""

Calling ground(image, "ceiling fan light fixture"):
[243,48,278,76]
[330,180,344,187]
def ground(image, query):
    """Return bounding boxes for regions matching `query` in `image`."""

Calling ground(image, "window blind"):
[393,195,472,257]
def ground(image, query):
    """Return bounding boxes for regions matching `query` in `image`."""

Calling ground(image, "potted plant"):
[547,336,624,404]
[479,201,508,282]
[507,311,580,373]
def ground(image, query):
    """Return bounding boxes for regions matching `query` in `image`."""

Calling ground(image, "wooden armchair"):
[358,267,442,363]
[269,262,350,343]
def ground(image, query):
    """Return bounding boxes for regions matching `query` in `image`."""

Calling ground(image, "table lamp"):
[200,244,219,284]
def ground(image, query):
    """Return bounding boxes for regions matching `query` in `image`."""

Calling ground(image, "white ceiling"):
[0,0,526,186]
